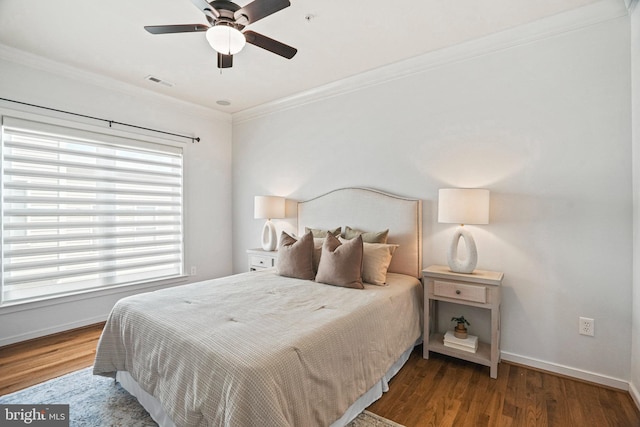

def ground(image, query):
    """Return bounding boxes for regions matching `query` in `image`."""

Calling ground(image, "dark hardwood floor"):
[1,324,639,426]
[369,350,640,427]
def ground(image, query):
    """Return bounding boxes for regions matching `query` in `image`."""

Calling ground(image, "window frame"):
[0,109,189,307]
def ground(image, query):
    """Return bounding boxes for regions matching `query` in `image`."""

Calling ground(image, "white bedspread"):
[93,271,422,427]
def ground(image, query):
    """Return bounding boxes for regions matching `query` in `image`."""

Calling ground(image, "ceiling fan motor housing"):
[211,1,249,25]
[145,0,295,68]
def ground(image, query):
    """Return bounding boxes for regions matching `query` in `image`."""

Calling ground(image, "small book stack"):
[443,331,478,353]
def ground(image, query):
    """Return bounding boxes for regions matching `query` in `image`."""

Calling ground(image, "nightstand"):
[246,248,278,271]
[423,265,504,378]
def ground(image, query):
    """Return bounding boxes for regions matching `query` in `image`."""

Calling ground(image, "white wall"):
[630,0,640,408]
[232,17,632,385]
[0,53,234,346]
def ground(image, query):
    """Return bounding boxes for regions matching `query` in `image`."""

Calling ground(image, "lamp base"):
[261,220,277,251]
[447,226,478,274]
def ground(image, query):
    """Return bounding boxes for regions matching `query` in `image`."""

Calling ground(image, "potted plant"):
[451,316,470,339]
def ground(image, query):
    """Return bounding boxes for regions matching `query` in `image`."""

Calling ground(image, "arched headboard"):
[297,188,423,278]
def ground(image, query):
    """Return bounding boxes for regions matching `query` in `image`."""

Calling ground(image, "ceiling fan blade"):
[244,31,297,59]
[217,53,233,68]
[144,24,209,34]
[234,0,290,25]
[191,0,220,18]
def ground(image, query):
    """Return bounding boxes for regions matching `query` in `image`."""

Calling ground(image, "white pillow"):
[362,242,399,286]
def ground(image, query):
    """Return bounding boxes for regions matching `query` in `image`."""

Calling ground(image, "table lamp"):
[438,188,490,273]
[254,196,285,251]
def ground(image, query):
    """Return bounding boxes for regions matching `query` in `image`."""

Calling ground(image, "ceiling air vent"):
[144,75,174,87]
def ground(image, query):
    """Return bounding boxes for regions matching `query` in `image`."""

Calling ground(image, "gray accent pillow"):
[305,226,341,238]
[343,226,389,243]
[315,234,364,289]
[276,231,315,280]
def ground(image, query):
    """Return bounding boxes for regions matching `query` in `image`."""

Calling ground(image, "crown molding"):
[233,0,628,124]
[0,0,627,126]
[0,43,231,123]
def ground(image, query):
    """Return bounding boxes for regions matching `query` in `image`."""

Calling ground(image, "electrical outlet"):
[190,266,197,276]
[579,317,594,336]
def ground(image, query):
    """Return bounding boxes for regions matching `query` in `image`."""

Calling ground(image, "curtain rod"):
[0,97,200,143]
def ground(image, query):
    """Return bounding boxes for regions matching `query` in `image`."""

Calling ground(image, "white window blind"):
[1,116,184,304]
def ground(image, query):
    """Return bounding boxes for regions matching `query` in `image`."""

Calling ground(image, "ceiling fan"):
[144,0,297,69]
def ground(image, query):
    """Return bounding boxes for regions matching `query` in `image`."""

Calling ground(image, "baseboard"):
[501,351,629,390]
[630,381,640,411]
[0,315,107,348]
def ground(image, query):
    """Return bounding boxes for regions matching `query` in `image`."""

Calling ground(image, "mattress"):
[93,270,422,427]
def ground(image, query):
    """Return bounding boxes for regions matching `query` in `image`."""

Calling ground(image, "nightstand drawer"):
[434,280,487,303]
[249,255,275,269]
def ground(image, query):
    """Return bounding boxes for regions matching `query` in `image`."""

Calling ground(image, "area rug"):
[0,368,404,427]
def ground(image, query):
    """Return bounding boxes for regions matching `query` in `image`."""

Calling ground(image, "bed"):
[93,187,423,427]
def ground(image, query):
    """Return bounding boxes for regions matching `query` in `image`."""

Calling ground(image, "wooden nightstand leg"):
[490,306,499,379]
[423,296,430,359]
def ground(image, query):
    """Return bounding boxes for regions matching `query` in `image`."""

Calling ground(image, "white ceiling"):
[0,0,618,113]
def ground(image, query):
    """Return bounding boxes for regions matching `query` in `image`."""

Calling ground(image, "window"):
[1,116,184,304]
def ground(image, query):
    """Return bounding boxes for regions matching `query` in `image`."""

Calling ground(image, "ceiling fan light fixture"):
[206,24,246,55]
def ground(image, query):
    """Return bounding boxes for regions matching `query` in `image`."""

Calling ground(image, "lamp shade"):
[206,25,246,55]
[254,196,285,220]
[438,188,490,225]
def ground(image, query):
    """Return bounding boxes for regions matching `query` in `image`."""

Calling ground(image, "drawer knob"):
[456,290,461,295]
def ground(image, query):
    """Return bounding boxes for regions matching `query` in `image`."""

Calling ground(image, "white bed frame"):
[117,187,423,427]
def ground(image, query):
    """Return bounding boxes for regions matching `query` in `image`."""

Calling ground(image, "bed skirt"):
[116,340,418,427]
